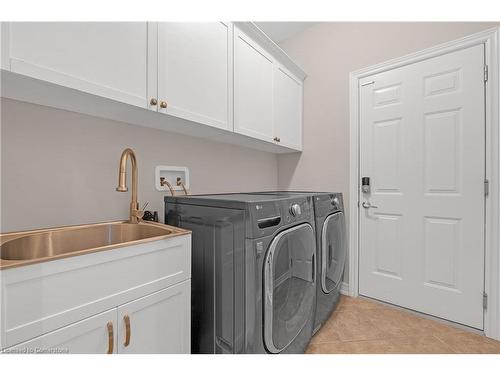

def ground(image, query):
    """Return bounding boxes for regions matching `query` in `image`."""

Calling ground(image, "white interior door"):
[359,44,486,329]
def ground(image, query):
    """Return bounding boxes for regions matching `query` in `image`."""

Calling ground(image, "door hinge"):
[484,179,489,197]
[484,65,488,82]
[483,292,488,310]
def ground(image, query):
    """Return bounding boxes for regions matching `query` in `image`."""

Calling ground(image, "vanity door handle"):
[123,315,131,347]
[106,322,114,354]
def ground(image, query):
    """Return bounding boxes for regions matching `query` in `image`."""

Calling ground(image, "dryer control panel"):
[314,193,344,218]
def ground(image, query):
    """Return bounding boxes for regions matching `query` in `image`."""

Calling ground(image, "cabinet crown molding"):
[233,22,307,81]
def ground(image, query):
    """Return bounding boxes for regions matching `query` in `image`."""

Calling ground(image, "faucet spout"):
[116,148,142,223]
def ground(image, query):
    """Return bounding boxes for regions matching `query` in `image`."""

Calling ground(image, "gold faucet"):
[116,148,144,224]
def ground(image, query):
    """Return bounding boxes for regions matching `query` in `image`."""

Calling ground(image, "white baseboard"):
[340,282,349,296]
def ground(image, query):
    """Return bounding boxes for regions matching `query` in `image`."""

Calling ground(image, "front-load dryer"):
[310,193,346,333]
[250,191,347,334]
[165,193,317,353]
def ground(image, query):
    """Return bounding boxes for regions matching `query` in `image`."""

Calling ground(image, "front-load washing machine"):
[250,192,347,334]
[165,193,317,353]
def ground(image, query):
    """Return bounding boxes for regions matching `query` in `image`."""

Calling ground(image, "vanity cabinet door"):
[155,22,232,130]
[6,309,118,354]
[273,64,303,150]
[233,26,274,142]
[117,280,191,354]
[6,22,149,108]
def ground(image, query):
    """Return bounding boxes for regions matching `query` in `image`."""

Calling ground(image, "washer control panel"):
[285,199,312,224]
[249,196,313,237]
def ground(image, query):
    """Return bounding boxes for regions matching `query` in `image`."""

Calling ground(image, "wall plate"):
[155,166,190,192]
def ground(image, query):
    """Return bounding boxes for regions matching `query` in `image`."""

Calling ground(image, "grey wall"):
[277,22,500,281]
[0,98,278,232]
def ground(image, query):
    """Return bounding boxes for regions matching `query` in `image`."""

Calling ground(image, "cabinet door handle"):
[160,101,168,109]
[273,137,281,143]
[123,315,131,347]
[150,98,158,106]
[106,322,114,354]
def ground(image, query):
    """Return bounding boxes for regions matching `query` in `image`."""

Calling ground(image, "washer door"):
[263,223,316,353]
[321,211,347,293]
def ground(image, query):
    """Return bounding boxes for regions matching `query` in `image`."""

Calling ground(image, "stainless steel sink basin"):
[0,222,179,262]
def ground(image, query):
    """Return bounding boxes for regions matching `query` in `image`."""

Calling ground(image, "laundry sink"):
[0,221,184,264]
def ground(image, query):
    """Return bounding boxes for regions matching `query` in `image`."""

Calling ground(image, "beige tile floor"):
[306,295,500,354]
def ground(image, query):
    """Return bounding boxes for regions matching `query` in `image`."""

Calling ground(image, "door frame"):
[348,27,500,340]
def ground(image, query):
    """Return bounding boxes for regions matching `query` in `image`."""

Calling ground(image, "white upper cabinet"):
[1,23,9,70]
[1,22,305,153]
[233,25,304,150]
[154,22,232,130]
[233,26,274,141]
[273,65,303,150]
[6,22,149,108]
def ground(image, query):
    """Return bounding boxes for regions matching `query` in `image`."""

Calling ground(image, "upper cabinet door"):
[233,27,274,142]
[6,22,149,108]
[156,22,232,130]
[273,65,303,150]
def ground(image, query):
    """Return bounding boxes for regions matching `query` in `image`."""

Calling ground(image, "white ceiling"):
[254,22,316,44]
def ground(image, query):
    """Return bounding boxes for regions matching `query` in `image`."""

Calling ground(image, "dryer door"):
[263,223,316,353]
[321,211,347,293]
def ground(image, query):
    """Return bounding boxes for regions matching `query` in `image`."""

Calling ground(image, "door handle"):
[123,315,131,347]
[362,201,378,209]
[266,254,273,304]
[106,321,114,354]
[311,253,315,283]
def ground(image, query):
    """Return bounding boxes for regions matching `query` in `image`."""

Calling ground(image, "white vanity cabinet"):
[0,234,191,354]
[5,22,149,108]
[117,281,190,354]
[7,309,118,354]
[152,22,232,131]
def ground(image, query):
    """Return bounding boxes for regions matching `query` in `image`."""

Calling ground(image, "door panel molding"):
[349,27,500,340]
